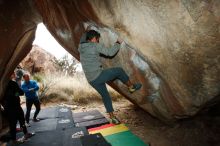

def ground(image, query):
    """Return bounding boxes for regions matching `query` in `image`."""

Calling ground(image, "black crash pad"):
[58,106,74,119]
[81,133,112,146]
[75,118,109,129]
[25,106,59,120]
[18,127,88,146]
[28,118,58,132]
[56,117,75,130]
[57,106,75,129]
[37,106,59,119]
[28,106,73,120]
[28,106,75,132]
[73,110,105,123]
[73,110,109,129]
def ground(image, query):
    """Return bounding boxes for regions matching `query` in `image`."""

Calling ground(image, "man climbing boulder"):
[78,29,142,124]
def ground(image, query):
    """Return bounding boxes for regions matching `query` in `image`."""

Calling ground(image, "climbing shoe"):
[110,117,121,125]
[25,123,31,127]
[129,83,142,93]
[24,132,35,140]
[33,118,40,122]
[13,138,25,144]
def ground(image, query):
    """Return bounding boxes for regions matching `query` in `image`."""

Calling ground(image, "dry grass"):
[34,72,122,105]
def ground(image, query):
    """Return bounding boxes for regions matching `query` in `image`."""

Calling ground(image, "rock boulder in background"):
[20,45,58,74]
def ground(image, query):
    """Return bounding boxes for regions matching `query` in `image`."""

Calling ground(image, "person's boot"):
[24,132,35,140]
[128,83,142,93]
[109,117,121,125]
[32,118,40,122]
[25,122,31,127]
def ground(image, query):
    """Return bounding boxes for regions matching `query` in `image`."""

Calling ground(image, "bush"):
[35,72,122,105]
[52,54,79,76]
[33,73,60,102]
[33,73,44,82]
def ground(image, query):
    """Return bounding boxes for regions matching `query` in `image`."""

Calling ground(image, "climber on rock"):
[78,29,142,124]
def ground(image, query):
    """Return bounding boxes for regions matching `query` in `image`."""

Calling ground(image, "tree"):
[52,54,78,76]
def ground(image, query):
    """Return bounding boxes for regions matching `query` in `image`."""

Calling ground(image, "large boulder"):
[0,0,40,130]
[20,45,58,73]
[0,0,219,124]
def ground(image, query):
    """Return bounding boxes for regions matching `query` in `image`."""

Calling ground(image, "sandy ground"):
[18,96,220,146]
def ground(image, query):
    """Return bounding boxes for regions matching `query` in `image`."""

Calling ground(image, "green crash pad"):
[105,131,149,146]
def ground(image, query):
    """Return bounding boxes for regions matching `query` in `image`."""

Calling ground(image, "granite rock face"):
[20,45,58,74]
[0,0,219,123]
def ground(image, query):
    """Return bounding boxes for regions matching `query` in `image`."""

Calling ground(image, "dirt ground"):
[1,97,219,146]
[65,98,220,146]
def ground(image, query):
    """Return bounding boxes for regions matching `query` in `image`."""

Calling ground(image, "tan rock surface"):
[20,45,57,73]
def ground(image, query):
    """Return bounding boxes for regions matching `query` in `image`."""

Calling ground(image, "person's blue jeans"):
[90,67,129,113]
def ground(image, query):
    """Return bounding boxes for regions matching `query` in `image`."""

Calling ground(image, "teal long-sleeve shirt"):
[21,80,39,101]
[78,40,120,82]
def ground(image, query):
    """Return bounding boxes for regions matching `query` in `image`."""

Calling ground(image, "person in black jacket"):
[3,72,34,144]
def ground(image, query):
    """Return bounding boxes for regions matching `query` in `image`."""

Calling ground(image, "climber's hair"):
[23,72,30,77]
[86,30,100,41]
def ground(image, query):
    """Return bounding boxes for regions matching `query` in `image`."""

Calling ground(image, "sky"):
[33,23,69,59]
